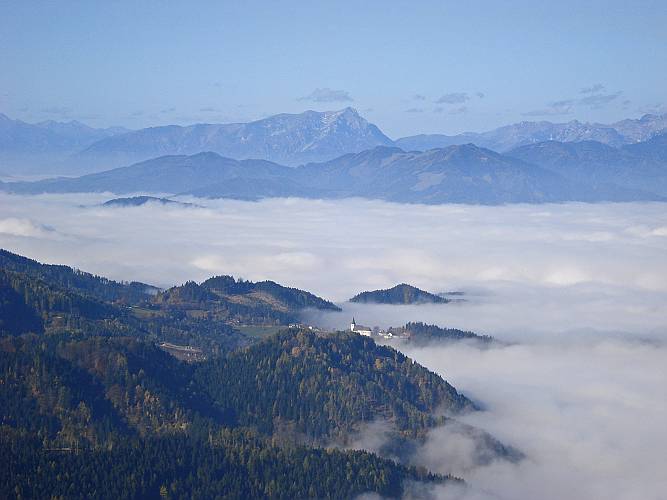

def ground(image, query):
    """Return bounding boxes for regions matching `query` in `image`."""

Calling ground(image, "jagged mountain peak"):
[322,106,362,121]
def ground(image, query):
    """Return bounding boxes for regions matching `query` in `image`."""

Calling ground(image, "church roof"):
[352,324,372,331]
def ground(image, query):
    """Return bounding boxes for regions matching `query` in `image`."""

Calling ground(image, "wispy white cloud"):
[524,89,623,116]
[436,93,470,105]
[0,217,56,238]
[522,99,575,117]
[580,83,605,94]
[434,92,484,105]
[579,91,622,109]
[448,106,468,115]
[40,105,73,116]
[297,88,354,103]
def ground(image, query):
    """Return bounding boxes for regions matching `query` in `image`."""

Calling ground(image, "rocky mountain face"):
[610,113,667,142]
[75,107,393,169]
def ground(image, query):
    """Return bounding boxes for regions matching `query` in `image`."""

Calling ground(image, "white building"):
[350,317,373,336]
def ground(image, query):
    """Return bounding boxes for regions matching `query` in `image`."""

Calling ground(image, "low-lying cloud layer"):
[0,193,666,499]
[2,194,665,296]
[404,340,667,500]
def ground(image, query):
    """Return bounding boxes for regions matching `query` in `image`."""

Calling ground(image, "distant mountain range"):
[2,108,665,177]
[4,136,666,203]
[396,113,667,152]
[0,113,128,153]
[0,113,129,174]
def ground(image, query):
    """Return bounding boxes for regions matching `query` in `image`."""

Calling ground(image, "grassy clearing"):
[237,325,285,338]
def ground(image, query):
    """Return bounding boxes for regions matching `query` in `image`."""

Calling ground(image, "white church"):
[350,318,373,336]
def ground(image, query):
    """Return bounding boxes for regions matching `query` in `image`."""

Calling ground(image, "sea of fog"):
[1,193,666,499]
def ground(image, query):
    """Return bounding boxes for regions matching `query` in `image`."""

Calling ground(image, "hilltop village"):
[286,319,411,341]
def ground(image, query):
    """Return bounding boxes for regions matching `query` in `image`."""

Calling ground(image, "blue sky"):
[1,0,665,137]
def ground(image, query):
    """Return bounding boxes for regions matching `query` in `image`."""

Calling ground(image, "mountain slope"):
[0,334,453,499]
[0,248,157,304]
[507,133,667,197]
[0,249,339,352]
[76,107,393,168]
[296,144,654,203]
[4,431,449,500]
[6,152,295,196]
[195,329,474,442]
[624,129,667,160]
[0,255,471,444]
[153,275,341,330]
[201,275,341,312]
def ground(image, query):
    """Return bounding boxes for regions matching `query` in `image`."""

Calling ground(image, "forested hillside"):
[154,275,340,328]
[0,249,515,498]
[2,428,447,500]
[0,328,461,498]
[398,322,495,345]
[196,330,473,443]
[0,249,338,353]
[350,283,448,304]
[0,249,157,304]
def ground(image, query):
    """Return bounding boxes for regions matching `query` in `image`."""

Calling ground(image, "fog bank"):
[1,194,666,300]
[404,340,667,500]
[1,193,666,499]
